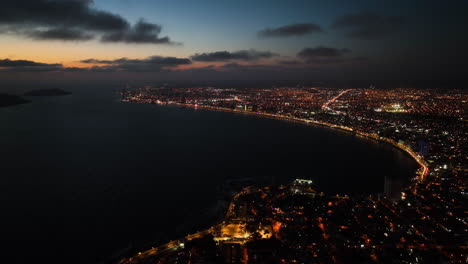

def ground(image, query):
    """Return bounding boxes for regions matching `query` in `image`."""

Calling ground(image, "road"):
[119,227,215,264]
[322,89,353,111]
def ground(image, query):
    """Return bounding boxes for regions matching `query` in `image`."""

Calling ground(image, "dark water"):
[0,88,418,264]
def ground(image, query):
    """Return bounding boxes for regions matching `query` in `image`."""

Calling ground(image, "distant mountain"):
[0,93,30,107]
[24,88,71,96]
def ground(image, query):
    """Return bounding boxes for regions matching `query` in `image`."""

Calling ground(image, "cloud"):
[191,50,277,62]
[333,12,406,39]
[0,58,63,72]
[29,28,93,41]
[220,62,242,69]
[258,23,323,37]
[173,65,218,74]
[80,56,191,66]
[297,46,351,64]
[277,60,303,65]
[0,59,62,68]
[80,55,191,72]
[298,46,350,58]
[101,20,172,44]
[0,0,175,44]
[0,55,191,73]
[215,63,307,76]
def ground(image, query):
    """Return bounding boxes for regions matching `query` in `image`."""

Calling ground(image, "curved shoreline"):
[119,102,431,263]
[173,103,429,182]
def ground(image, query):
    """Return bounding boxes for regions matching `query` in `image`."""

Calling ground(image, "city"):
[1,1,467,263]
[118,87,467,264]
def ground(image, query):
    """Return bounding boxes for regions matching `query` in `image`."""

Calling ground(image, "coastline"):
[0,93,31,108]
[117,101,431,264]
[172,103,429,182]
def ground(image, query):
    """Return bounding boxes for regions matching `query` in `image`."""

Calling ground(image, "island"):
[0,93,30,107]
[24,88,71,96]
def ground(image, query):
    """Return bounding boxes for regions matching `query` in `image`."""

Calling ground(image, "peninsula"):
[24,88,71,96]
[0,93,30,107]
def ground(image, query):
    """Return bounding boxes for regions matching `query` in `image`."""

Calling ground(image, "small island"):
[0,93,30,108]
[24,88,71,96]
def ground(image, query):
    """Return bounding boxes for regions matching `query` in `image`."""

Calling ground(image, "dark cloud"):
[297,46,351,64]
[298,46,350,58]
[1,66,65,72]
[80,56,191,66]
[145,56,191,65]
[0,55,191,73]
[101,20,172,44]
[221,62,242,68]
[29,28,93,41]
[0,59,62,68]
[258,23,323,37]
[80,59,109,64]
[216,63,301,75]
[80,55,191,72]
[191,50,277,62]
[218,62,268,72]
[173,65,218,74]
[277,60,303,65]
[0,58,63,72]
[60,67,88,72]
[333,12,406,39]
[0,0,175,44]
[0,0,127,31]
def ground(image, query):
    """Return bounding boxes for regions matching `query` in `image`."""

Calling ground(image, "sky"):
[0,0,467,86]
